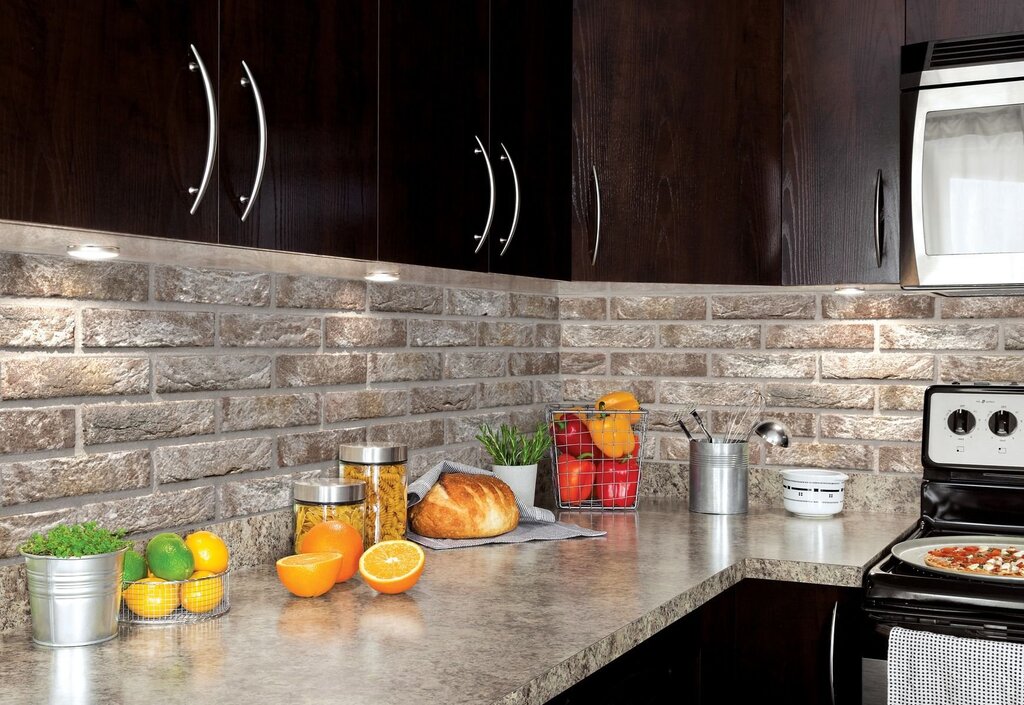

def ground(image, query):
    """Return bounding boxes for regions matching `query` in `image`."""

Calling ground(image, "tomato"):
[557,453,596,505]
[551,414,595,458]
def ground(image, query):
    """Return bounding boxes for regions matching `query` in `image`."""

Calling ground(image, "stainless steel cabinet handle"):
[187,44,217,215]
[874,169,884,267]
[591,166,602,266]
[238,61,267,223]
[829,601,838,705]
[472,135,495,253]
[498,143,520,256]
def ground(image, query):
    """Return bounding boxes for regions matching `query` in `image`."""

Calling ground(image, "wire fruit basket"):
[546,404,648,511]
[120,569,230,625]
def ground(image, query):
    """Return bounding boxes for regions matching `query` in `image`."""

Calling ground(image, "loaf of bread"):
[409,473,519,539]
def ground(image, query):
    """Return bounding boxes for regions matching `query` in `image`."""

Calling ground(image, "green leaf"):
[19,522,130,557]
[476,421,552,465]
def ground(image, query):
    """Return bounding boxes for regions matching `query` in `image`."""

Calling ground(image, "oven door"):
[902,79,1024,290]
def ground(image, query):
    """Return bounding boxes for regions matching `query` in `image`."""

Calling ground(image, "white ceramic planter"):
[491,464,538,507]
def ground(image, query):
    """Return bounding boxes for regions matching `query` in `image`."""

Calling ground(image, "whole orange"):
[298,520,364,583]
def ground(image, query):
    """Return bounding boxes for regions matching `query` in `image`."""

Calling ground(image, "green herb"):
[20,522,130,558]
[476,422,551,466]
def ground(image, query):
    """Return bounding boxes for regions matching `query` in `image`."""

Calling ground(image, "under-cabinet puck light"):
[833,286,865,296]
[364,270,400,283]
[66,244,120,261]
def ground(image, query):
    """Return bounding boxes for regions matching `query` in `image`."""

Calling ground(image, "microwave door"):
[910,80,1024,288]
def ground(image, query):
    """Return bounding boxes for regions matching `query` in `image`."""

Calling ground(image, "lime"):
[146,533,194,581]
[122,549,147,583]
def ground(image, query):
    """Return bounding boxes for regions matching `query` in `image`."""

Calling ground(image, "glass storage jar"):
[339,443,408,547]
[293,478,366,553]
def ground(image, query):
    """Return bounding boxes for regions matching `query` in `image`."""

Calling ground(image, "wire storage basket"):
[546,404,647,511]
[120,569,230,625]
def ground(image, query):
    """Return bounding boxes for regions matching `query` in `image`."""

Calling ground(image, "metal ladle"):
[750,421,789,448]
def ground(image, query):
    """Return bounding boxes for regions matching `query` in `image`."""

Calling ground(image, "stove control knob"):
[989,410,1018,437]
[947,408,977,435]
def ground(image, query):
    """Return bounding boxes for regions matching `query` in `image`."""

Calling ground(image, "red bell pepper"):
[557,452,596,505]
[595,444,640,508]
[551,413,594,458]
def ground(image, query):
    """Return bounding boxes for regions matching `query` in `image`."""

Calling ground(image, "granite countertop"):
[0,500,917,705]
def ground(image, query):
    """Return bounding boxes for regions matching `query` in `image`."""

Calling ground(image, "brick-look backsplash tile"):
[219,476,292,518]
[154,438,274,483]
[1005,325,1024,350]
[82,309,215,347]
[444,352,508,379]
[0,450,151,505]
[478,380,533,408]
[660,323,760,349]
[479,321,536,347]
[535,323,562,348]
[940,355,1024,383]
[711,353,816,379]
[821,353,934,380]
[821,293,934,319]
[366,418,445,450]
[560,352,608,375]
[0,253,148,301]
[155,354,272,392]
[610,352,706,377]
[220,393,320,432]
[324,317,407,348]
[368,352,442,383]
[563,378,656,404]
[445,411,515,444]
[659,380,755,406]
[711,294,815,319]
[0,306,75,347]
[610,296,705,320]
[559,297,608,320]
[879,323,999,350]
[84,400,216,444]
[561,324,657,348]
[820,414,923,442]
[446,288,512,317]
[509,352,559,376]
[155,265,271,306]
[275,353,367,387]
[0,408,75,454]
[765,324,874,349]
[277,428,366,468]
[765,383,875,410]
[510,293,558,319]
[879,446,923,474]
[220,313,322,348]
[275,274,365,310]
[324,389,409,422]
[410,384,478,414]
[878,385,927,411]
[941,296,1024,319]
[707,410,816,438]
[765,442,874,471]
[1,356,150,400]
[369,282,443,313]
[409,319,478,347]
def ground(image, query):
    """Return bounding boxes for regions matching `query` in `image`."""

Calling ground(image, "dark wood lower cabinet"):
[547,580,861,705]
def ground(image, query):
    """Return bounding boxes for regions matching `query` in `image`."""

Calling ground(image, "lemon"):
[123,577,180,618]
[146,533,194,581]
[122,549,147,584]
[185,531,229,574]
[181,570,225,613]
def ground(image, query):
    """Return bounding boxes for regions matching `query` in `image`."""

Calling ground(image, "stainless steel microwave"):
[901,32,1024,295]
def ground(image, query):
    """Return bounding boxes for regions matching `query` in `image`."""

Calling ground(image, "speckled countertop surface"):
[0,500,917,705]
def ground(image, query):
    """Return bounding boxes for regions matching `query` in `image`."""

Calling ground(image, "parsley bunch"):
[20,522,130,557]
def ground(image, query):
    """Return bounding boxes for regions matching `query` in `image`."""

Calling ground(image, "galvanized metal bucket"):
[22,547,127,647]
[689,440,749,514]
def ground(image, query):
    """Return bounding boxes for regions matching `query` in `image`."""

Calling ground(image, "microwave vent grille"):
[929,33,1024,68]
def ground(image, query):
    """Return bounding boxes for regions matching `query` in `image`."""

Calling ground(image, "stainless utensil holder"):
[689,440,748,514]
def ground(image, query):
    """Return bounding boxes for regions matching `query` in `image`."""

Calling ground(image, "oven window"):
[923,104,1024,255]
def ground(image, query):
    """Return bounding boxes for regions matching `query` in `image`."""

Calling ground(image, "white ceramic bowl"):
[781,469,849,518]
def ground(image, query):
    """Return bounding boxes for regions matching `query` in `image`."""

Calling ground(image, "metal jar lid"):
[338,442,408,465]
[294,478,365,504]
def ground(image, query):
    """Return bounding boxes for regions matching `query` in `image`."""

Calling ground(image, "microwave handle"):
[874,169,884,268]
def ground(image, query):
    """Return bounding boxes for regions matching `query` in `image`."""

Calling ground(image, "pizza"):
[924,544,1024,578]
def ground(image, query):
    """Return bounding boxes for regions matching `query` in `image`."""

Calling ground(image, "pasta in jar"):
[292,479,366,553]
[339,443,408,547]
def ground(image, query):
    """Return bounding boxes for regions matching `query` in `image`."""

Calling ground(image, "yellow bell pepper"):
[596,390,641,424]
[584,412,636,459]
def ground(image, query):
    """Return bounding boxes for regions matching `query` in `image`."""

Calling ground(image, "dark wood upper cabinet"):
[218,0,377,260]
[907,1,1024,43]
[488,0,572,281]
[0,0,218,243]
[781,0,903,286]
[378,0,491,273]
[571,0,782,284]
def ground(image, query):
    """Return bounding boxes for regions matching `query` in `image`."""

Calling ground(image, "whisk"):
[724,390,766,442]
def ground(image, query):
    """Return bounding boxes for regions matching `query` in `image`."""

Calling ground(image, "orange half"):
[358,540,425,595]
[276,552,343,598]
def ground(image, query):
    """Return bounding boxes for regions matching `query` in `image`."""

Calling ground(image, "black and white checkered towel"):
[405,460,605,550]
[888,626,1024,705]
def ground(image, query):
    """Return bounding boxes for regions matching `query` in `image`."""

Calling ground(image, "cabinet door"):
[0,1,218,242]
[379,0,491,273]
[781,0,902,285]
[219,0,377,259]
[907,1,1024,43]
[489,0,572,281]
[571,0,782,284]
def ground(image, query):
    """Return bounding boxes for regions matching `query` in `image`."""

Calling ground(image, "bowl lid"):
[780,468,849,482]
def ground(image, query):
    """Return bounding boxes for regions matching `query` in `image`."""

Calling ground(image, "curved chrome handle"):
[828,601,838,705]
[874,169,883,267]
[187,44,217,215]
[472,135,495,253]
[498,143,520,256]
[591,166,602,266]
[239,61,267,223]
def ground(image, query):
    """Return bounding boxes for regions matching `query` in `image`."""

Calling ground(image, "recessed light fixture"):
[66,244,120,261]
[834,286,865,296]
[364,269,400,283]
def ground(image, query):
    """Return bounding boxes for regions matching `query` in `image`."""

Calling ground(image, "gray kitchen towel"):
[405,460,606,549]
